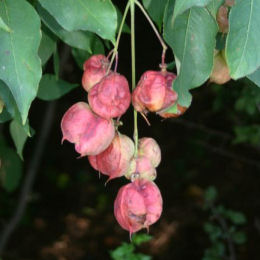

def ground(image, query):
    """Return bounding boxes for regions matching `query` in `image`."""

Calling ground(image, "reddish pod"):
[125,156,157,181]
[88,133,135,181]
[88,72,131,119]
[138,137,161,168]
[61,102,115,156]
[132,70,178,115]
[82,54,109,92]
[160,72,178,110]
[114,179,163,236]
[132,71,166,113]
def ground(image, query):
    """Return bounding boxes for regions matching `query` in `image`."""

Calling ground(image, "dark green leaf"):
[53,48,59,78]
[0,80,16,117]
[37,74,78,101]
[164,3,218,107]
[226,0,260,79]
[0,107,12,123]
[142,0,168,30]
[204,223,222,242]
[110,243,135,260]
[233,125,260,146]
[173,0,213,19]
[9,120,28,160]
[38,4,94,52]
[132,233,152,246]
[0,143,23,192]
[232,231,247,244]
[225,210,247,225]
[38,26,57,66]
[0,0,42,124]
[247,68,260,87]
[234,83,260,115]
[204,186,218,202]
[38,0,117,43]
[72,38,105,70]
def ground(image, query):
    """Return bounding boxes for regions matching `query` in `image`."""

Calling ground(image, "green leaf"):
[110,243,135,260]
[0,108,12,123]
[0,80,16,117]
[233,125,260,145]
[53,48,60,78]
[132,234,152,246]
[225,210,247,225]
[38,0,117,43]
[9,120,28,160]
[173,0,213,19]
[38,26,57,66]
[37,74,78,101]
[234,82,260,115]
[204,186,218,202]
[247,68,260,87]
[142,0,168,30]
[232,231,247,244]
[225,210,246,225]
[38,4,94,52]
[0,0,42,124]
[0,16,11,32]
[164,3,218,107]
[0,143,23,192]
[226,0,260,79]
[72,38,105,70]
[207,0,224,18]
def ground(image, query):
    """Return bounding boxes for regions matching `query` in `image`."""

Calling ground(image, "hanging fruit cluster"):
[61,0,183,237]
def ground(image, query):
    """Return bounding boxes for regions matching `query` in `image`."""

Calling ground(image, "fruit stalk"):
[134,0,168,66]
[130,0,139,157]
[107,1,130,73]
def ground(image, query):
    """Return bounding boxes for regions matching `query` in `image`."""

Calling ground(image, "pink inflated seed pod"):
[132,71,166,113]
[88,133,135,181]
[61,102,115,156]
[138,137,161,168]
[82,54,109,92]
[88,72,131,119]
[124,156,157,181]
[114,179,163,236]
[160,71,178,111]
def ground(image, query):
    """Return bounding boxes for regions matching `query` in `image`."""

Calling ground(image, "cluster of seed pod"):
[61,54,181,236]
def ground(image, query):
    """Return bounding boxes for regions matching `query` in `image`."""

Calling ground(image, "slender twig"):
[0,45,71,254]
[107,1,130,73]
[130,0,139,157]
[134,0,168,66]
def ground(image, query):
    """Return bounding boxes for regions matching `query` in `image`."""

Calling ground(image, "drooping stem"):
[134,0,168,66]
[130,0,138,157]
[107,1,130,73]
